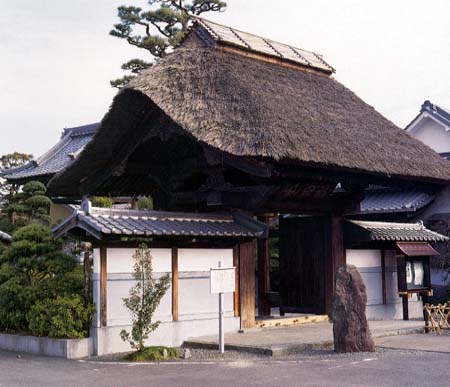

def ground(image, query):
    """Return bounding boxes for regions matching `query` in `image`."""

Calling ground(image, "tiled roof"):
[347,220,448,242]
[2,123,98,182]
[53,206,268,240]
[360,189,434,214]
[420,100,450,127]
[193,18,334,74]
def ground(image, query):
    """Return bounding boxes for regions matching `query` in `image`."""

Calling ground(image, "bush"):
[123,346,179,362]
[91,196,114,208]
[138,196,153,210]
[0,278,35,331]
[27,295,94,339]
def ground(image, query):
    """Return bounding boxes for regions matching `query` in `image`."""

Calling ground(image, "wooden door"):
[279,216,326,314]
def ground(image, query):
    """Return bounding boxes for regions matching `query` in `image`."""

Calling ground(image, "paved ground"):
[185,320,423,355]
[1,348,450,387]
[377,333,450,353]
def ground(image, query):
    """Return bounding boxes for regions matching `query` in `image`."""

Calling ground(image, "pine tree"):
[110,0,227,88]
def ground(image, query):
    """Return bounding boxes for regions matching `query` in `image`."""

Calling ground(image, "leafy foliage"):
[120,244,170,351]
[138,196,153,210]
[0,223,93,337]
[27,295,94,339]
[3,180,52,227]
[123,346,179,361]
[91,196,114,208]
[110,0,226,88]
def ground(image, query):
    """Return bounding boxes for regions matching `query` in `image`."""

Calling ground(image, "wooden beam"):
[239,241,255,329]
[100,246,107,327]
[325,214,346,316]
[257,216,271,317]
[233,245,240,318]
[172,247,179,321]
[381,250,387,305]
[396,254,409,321]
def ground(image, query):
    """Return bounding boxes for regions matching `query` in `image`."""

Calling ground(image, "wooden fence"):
[423,303,450,334]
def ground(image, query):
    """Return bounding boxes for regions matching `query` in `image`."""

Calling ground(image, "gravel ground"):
[91,344,438,364]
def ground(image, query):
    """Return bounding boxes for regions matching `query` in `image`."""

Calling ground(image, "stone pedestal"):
[332,264,375,353]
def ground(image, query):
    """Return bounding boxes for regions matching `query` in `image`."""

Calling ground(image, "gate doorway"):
[278,215,328,315]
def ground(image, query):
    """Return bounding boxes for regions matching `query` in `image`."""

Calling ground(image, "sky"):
[0,0,449,157]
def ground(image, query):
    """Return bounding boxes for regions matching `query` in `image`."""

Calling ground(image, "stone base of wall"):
[367,299,423,320]
[0,333,93,359]
[92,316,240,355]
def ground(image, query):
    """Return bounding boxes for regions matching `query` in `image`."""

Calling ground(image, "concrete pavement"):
[184,320,424,356]
[1,348,450,387]
[377,333,450,353]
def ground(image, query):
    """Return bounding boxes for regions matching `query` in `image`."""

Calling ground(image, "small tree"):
[110,0,227,88]
[5,181,52,226]
[120,244,170,352]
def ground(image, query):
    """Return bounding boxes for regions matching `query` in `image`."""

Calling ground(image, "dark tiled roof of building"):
[0,230,12,243]
[360,189,434,214]
[2,123,99,182]
[53,206,268,240]
[347,220,448,242]
[420,100,450,127]
[406,100,450,131]
[193,18,334,74]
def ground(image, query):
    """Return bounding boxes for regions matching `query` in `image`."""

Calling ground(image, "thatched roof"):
[48,19,450,196]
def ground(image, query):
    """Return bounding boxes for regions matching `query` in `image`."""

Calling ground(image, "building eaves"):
[347,219,448,242]
[52,206,268,240]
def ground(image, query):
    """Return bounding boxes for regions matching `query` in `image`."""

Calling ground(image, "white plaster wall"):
[431,268,448,287]
[346,249,423,320]
[409,117,450,153]
[92,247,238,355]
[178,248,233,271]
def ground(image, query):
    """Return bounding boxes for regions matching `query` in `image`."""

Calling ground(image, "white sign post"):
[210,260,236,354]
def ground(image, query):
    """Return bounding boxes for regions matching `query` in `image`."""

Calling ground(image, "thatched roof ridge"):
[48,22,450,195]
[126,39,450,182]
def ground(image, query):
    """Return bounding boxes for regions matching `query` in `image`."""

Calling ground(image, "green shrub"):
[27,295,94,339]
[123,346,179,362]
[0,278,35,331]
[138,196,153,210]
[91,196,114,208]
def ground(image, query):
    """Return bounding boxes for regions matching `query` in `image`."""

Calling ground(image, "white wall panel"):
[178,248,233,272]
[107,248,171,273]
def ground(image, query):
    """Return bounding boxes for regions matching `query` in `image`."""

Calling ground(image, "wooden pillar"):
[397,255,409,320]
[381,250,387,305]
[172,247,179,321]
[239,240,255,329]
[100,246,107,327]
[233,245,240,318]
[325,214,346,316]
[257,216,271,317]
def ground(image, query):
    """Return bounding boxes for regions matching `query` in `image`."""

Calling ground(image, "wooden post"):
[257,216,271,317]
[233,245,240,318]
[239,241,255,329]
[172,247,179,321]
[381,250,387,305]
[100,246,107,327]
[83,250,91,306]
[397,255,409,320]
[326,214,346,316]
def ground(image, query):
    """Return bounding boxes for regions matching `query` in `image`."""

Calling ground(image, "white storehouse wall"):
[92,248,239,355]
[346,249,423,320]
